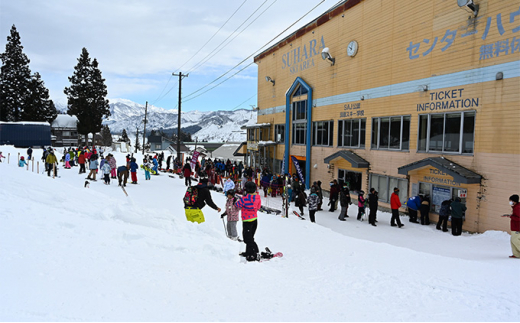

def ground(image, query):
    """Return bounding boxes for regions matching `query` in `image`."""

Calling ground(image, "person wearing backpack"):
[236,181,262,261]
[184,178,221,224]
[307,187,319,223]
[437,199,451,232]
[221,190,240,240]
[339,184,352,222]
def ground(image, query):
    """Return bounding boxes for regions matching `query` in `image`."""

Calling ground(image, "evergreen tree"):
[100,124,113,147]
[23,72,57,123]
[121,129,130,143]
[0,25,32,121]
[64,48,111,145]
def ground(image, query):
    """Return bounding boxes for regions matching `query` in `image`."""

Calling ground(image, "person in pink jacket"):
[108,154,117,178]
[221,190,240,241]
[236,181,261,261]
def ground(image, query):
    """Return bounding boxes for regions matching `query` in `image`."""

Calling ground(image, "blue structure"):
[0,121,51,147]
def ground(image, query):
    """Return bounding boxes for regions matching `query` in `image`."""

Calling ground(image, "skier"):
[221,189,240,240]
[307,187,319,223]
[236,181,261,261]
[390,187,404,228]
[338,184,351,221]
[183,178,221,224]
[18,156,28,167]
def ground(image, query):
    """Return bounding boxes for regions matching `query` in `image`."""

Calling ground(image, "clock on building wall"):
[347,40,358,57]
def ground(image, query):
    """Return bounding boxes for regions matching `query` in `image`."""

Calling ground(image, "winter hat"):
[245,181,257,194]
[21,156,24,160]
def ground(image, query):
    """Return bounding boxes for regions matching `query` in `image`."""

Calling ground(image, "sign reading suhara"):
[282,36,326,74]
[417,88,480,112]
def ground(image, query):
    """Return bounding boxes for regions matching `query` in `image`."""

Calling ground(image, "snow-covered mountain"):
[104,99,256,142]
[57,98,257,142]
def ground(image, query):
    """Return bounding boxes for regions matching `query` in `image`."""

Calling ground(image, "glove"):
[221,212,227,218]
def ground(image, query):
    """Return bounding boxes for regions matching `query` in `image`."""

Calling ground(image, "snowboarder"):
[183,178,221,224]
[221,190,240,240]
[236,181,261,261]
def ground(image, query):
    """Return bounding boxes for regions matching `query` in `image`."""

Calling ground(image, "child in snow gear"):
[101,158,111,184]
[505,194,520,258]
[357,191,366,220]
[117,165,129,187]
[142,158,151,180]
[221,190,240,240]
[0,151,5,162]
[183,178,221,224]
[18,156,27,167]
[130,158,138,184]
[307,187,319,223]
[236,181,261,261]
[86,154,98,181]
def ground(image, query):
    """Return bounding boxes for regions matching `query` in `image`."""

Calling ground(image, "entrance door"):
[338,169,362,192]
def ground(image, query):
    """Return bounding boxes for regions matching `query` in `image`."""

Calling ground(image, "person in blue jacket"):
[130,158,139,184]
[18,156,28,167]
[406,195,422,223]
[152,156,159,175]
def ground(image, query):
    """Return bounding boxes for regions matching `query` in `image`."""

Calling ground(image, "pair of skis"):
[239,247,283,262]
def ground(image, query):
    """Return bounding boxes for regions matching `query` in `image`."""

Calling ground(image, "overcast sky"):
[0,0,339,112]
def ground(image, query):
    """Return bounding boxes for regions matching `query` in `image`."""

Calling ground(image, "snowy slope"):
[0,145,518,321]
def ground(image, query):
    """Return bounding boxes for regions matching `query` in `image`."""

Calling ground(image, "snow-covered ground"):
[0,145,518,321]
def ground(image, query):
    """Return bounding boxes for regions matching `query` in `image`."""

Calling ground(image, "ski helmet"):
[245,181,257,194]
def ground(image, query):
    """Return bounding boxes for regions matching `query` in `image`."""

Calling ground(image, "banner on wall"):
[291,156,305,186]
[281,155,286,175]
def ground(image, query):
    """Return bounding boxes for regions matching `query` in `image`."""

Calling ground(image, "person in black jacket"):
[184,178,221,224]
[368,188,379,226]
[437,199,451,232]
[338,184,351,221]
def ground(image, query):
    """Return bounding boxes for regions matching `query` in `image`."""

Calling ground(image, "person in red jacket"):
[183,162,192,186]
[390,187,404,228]
[504,194,520,258]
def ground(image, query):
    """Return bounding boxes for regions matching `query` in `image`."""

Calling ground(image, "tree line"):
[0,25,110,145]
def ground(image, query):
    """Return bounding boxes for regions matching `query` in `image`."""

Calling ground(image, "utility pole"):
[172,72,188,163]
[135,128,139,153]
[142,101,148,154]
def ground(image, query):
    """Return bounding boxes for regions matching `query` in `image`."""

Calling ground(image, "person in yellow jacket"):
[45,149,59,177]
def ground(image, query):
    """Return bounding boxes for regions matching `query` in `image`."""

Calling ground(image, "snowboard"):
[292,210,306,220]
[239,248,283,262]
[259,205,282,215]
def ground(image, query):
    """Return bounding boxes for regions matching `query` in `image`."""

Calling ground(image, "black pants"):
[391,209,402,226]
[452,218,463,236]
[420,209,430,225]
[309,210,316,223]
[357,206,365,220]
[409,209,418,222]
[79,163,86,173]
[104,173,110,184]
[299,205,304,215]
[329,198,337,211]
[437,216,448,231]
[185,176,191,187]
[243,220,259,257]
[47,164,57,177]
[369,206,378,224]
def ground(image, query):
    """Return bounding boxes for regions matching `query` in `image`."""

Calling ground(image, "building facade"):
[251,0,520,233]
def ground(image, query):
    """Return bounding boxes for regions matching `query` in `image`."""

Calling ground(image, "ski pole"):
[221,217,228,237]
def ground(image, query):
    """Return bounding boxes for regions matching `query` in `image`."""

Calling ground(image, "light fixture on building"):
[265,76,275,86]
[422,85,429,91]
[457,0,479,17]
[496,72,503,80]
[361,95,365,100]
[321,47,335,66]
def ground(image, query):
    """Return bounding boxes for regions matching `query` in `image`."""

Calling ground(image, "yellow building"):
[249,0,520,233]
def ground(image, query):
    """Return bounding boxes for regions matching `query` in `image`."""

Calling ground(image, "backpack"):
[184,186,199,207]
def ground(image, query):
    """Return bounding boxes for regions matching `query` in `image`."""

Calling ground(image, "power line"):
[232,93,257,110]
[183,0,326,101]
[186,0,271,74]
[187,0,278,76]
[174,0,249,73]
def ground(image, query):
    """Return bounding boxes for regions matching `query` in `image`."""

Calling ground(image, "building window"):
[338,118,366,148]
[312,121,334,146]
[292,123,307,145]
[371,115,410,150]
[292,100,307,121]
[338,169,362,192]
[275,124,285,143]
[417,111,475,154]
[155,143,161,149]
[62,131,71,137]
[369,174,408,204]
